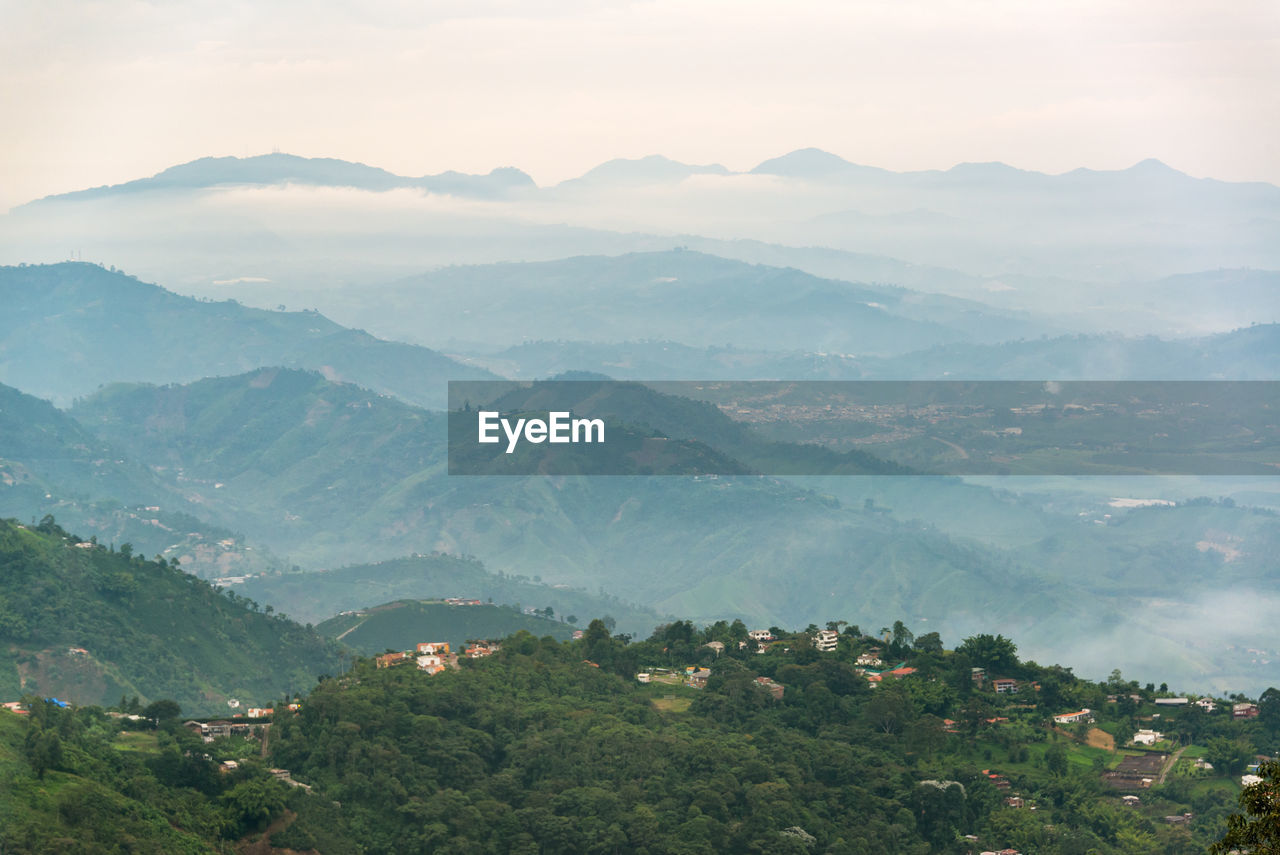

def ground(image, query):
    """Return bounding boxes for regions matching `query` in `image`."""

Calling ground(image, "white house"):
[1053,709,1094,725]
[813,630,839,652]
[1133,729,1163,746]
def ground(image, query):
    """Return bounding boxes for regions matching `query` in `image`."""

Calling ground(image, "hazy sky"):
[3,0,1278,210]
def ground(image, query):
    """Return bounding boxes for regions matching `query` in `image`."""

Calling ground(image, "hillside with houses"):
[3,602,1278,852]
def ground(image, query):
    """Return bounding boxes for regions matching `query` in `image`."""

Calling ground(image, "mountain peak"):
[568,155,730,185]
[750,148,864,177]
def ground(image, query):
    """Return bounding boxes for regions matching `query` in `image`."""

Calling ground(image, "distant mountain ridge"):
[22,149,1279,208]
[22,153,535,205]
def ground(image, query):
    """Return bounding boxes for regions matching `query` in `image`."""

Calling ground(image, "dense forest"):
[3,617,1276,853]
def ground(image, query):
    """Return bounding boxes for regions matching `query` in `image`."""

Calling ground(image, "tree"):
[1045,741,1068,776]
[957,634,1018,674]
[24,727,63,779]
[1260,687,1280,732]
[144,699,182,724]
[913,632,943,653]
[1211,760,1280,854]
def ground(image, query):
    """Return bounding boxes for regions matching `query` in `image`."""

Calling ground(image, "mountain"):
[0,516,338,713]
[0,262,496,407]
[750,147,892,179]
[315,599,576,654]
[22,153,536,205]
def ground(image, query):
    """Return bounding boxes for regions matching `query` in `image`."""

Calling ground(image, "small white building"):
[813,630,839,652]
[1133,729,1163,746]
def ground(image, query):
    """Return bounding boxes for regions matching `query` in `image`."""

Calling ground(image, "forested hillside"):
[0,516,338,713]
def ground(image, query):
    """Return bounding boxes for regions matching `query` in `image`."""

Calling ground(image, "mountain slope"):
[0,516,338,713]
[0,262,495,407]
[0,381,283,578]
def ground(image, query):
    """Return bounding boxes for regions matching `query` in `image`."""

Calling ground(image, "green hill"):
[0,262,495,408]
[0,516,338,714]
[316,600,575,654]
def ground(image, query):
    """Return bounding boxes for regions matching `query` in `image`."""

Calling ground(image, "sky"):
[2,0,1279,210]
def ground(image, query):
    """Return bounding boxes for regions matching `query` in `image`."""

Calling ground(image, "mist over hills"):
[4,150,1277,321]
[45,367,1279,692]
[2,151,1279,700]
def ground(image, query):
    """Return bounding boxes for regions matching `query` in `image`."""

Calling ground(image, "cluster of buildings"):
[375,640,502,675]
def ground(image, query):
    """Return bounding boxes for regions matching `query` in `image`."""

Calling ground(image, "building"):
[1154,698,1189,707]
[376,651,411,668]
[689,668,711,688]
[246,707,272,719]
[416,641,450,656]
[856,653,885,668]
[464,641,500,658]
[1133,729,1163,746]
[992,678,1018,694]
[1234,703,1260,719]
[748,629,774,642]
[1122,795,1141,806]
[417,654,445,675]
[636,673,651,683]
[1195,698,1217,712]
[754,676,784,700]
[1053,709,1094,725]
[813,630,839,652]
